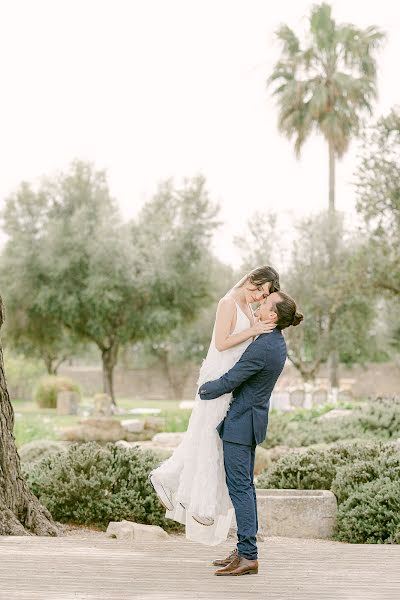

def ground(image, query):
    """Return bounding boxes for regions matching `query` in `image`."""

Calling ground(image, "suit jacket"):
[198,328,287,446]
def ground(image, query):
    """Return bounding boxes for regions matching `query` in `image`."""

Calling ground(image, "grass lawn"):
[12,396,192,448]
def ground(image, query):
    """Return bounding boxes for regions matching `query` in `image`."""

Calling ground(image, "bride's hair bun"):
[292,311,304,327]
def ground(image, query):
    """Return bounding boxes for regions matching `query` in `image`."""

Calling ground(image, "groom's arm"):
[199,336,267,400]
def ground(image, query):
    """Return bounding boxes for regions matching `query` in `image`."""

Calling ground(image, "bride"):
[149,265,280,546]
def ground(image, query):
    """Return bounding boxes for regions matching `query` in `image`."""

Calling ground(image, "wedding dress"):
[149,297,253,546]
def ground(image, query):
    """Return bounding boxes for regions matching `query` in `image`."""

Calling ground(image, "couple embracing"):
[149,266,303,576]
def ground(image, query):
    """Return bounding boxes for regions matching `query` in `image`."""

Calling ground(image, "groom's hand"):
[199,383,213,400]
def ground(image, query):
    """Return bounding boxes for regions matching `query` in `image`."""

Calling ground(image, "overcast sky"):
[0,0,399,265]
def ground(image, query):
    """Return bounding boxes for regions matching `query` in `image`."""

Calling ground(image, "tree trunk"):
[328,140,335,214]
[0,297,59,536]
[101,342,119,405]
[327,140,339,389]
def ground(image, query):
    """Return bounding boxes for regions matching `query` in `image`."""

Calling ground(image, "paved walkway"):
[0,535,399,600]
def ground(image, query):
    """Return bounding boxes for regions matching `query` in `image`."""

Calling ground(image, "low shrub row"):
[26,442,183,532]
[263,397,400,449]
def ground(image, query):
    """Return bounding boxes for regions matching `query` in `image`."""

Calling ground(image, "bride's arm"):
[214,297,272,352]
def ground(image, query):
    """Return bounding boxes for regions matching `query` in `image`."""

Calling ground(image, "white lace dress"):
[149,299,253,546]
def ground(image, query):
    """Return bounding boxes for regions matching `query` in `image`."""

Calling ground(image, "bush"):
[18,439,68,466]
[27,442,183,532]
[262,397,400,449]
[331,450,400,504]
[34,375,81,408]
[256,440,392,491]
[334,477,400,544]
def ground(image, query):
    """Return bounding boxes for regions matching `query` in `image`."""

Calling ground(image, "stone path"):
[0,534,399,600]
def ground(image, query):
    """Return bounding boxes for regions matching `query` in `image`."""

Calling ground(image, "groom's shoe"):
[212,548,238,566]
[214,555,258,576]
[148,473,174,511]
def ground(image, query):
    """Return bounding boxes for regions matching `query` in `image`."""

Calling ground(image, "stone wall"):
[58,360,400,400]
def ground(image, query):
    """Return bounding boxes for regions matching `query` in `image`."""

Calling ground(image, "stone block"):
[92,393,113,417]
[233,489,337,539]
[106,520,169,541]
[121,419,145,433]
[57,391,79,415]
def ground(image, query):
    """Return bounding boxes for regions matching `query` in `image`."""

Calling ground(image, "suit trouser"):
[222,439,258,560]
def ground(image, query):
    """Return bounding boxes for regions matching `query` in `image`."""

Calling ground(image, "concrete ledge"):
[231,489,337,539]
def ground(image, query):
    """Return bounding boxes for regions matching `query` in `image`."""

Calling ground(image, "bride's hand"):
[250,318,276,336]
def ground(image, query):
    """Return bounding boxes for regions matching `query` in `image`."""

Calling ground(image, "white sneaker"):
[192,514,214,526]
[148,473,174,511]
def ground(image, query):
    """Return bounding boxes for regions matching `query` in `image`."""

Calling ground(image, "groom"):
[199,292,288,576]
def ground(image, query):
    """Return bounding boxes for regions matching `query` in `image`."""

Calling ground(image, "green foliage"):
[0,162,221,403]
[355,108,400,300]
[27,442,183,531]
[263,397,400,449]
[268,2,385,158]
[331,451,400,504]
[34,375,81,408]
[335,477,400,544]
[2,349,45,401]
[256,440,391,490]
[283,212,377,377]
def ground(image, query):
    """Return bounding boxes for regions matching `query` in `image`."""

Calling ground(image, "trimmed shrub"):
[34,375,81,408]
[256,440,392,491]
[331,451,400,504]
[334,477,400,544]
[27,442,183,532]
[18,439,68,466]
[262,397,400,449]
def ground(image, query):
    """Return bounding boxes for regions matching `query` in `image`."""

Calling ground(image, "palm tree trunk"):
[0,296,59,536]
[328,140,335,213]
[327,140,339,389]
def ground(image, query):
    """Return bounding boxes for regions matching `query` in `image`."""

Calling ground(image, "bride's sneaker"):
[192,513,214,526]
[148,473,174,511]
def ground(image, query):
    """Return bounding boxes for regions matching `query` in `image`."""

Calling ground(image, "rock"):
[18,439,69,465]
[121,419,145,433]
[231,489,337,539]
[115,440,133,449]
[57,391,79,415]
[144,416,165,431]
[61,417,127,442]
[106,520,169,541]
[151,432,185,446]
[92,393,113,417]
[316,409,353,421]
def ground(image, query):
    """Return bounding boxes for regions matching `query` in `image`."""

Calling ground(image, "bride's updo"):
[274,291,304,330]
[234,266,280,293]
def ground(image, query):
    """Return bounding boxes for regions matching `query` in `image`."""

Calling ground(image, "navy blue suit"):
[199,328,287,560]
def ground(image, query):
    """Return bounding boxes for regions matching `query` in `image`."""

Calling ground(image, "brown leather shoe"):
[212,548,238,566]
[214,554,258,576]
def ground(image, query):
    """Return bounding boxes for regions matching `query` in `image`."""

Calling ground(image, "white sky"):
[0,0,399,266]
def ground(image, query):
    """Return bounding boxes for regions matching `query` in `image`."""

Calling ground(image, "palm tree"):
[268,3,385,387]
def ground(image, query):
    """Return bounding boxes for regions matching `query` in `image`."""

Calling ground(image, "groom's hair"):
[273,291,304,330]
[247,266,280,293]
